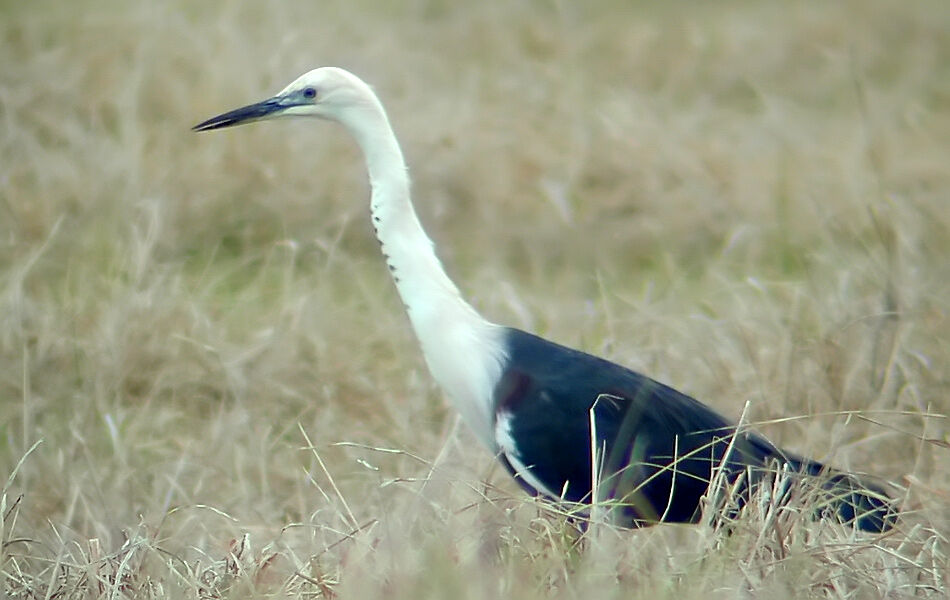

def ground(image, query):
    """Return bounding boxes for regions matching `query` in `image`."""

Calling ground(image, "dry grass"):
[1,0,948,597]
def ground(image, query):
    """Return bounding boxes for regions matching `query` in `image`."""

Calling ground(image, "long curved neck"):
[344,103,505,449]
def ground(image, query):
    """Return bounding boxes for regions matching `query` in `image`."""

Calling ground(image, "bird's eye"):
[302,87,317,99]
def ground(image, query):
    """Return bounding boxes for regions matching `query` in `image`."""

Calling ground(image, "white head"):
[193,67,384,133]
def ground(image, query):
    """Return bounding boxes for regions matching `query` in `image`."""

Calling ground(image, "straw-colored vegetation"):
[1,0,948,597]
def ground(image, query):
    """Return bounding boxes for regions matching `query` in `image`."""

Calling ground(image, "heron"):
[193,67,896,532]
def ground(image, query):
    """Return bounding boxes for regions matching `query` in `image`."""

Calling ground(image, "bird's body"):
[194,67,895,532]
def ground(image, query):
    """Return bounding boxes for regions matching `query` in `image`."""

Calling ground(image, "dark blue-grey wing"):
[492,328,779,525]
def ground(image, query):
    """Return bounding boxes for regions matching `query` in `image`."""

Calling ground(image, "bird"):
[193,67,896,532]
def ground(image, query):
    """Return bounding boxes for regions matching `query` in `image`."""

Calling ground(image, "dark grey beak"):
[192,97,286,132]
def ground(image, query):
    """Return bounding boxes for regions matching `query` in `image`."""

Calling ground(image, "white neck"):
[342,101,505,450]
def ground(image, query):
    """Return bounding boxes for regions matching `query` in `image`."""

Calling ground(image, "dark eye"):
[302,87,317,99]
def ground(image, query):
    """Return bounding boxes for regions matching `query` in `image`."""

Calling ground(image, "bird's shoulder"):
[494,327,732,435]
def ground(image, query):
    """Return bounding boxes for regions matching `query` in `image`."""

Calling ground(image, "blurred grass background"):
[1,0,948,597]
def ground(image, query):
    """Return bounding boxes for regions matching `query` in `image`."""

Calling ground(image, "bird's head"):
[193,67,381,132]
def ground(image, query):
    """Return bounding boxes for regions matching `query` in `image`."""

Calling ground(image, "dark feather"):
[493,328,895,531]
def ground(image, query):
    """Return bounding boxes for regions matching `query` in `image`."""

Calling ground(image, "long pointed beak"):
[192,96,286,132]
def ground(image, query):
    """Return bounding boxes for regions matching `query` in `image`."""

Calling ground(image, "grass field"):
[1,0,948,597]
